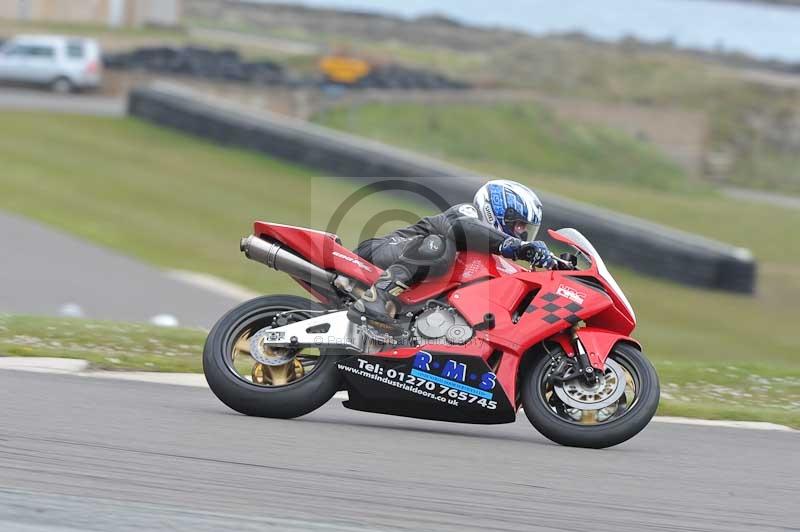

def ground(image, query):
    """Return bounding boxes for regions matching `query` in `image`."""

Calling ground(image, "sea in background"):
[252,0,800,62]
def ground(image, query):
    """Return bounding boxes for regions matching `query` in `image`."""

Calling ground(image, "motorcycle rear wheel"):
[521,343,659,448]
[203,295,345,419]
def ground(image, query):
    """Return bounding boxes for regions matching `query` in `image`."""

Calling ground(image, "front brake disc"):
[554,358,627,410]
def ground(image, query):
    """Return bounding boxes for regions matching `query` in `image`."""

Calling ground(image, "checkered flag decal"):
[525,292,584,325]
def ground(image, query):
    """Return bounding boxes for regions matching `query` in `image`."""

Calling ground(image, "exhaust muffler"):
[240,235,336,288]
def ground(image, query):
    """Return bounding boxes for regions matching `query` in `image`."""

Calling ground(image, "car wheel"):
[51,77,74,94]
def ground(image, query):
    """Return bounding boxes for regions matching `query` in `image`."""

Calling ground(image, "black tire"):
[203,295,344,419]
[51,77,74,94]
[521,343,659,449]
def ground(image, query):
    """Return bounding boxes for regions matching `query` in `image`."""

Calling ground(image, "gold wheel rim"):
[544,356,639,425]
[231,329,311,386]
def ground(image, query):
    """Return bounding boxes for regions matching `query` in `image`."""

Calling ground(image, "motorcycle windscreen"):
[551,228,636,324]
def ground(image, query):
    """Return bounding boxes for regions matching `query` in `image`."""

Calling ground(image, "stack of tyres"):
[106,46,470,90]
[103,46,286,86]
[245,60,285,85]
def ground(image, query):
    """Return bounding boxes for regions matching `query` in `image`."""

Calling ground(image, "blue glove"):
[528,241,557,269]
[500,237,524,259]
[501,238,556,269]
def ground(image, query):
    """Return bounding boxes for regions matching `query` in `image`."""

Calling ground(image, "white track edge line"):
[164,270,260,302]
[0,358,795,432]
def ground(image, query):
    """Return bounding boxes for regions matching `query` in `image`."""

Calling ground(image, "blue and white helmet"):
[474,179,543,241]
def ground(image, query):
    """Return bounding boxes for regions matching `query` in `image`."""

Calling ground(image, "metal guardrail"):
[128,82,756,293]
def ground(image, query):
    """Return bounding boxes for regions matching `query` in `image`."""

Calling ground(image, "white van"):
[0,35,102,93]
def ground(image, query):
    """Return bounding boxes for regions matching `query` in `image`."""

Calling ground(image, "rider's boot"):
[347,264,412,325]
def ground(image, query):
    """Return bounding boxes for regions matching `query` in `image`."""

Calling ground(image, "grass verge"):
[657,361,800,429]
[0,315,205,373]
[2,314,797,428]
[316,102,690,191]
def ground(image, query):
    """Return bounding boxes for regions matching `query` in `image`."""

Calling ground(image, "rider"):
[348,179,557,325]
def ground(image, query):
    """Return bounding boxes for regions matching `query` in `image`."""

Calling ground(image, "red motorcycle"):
[203,222,660,448]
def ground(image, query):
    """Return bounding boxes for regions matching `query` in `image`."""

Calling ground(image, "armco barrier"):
[128,82,756,293]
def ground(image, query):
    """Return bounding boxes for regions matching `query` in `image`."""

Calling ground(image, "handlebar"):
[526,255,575,271]
[551,255,577,271]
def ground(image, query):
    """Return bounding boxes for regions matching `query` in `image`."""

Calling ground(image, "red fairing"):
[448,276,530,352]
[254,222,381,286]
[376,340,494,361]
[400,252,523,305]
[446,271,613,357]
[578,327,641,369]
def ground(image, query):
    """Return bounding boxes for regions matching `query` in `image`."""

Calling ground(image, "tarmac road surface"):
[0,370,797,532]
[0,210,246,328]
[0,87,124,116]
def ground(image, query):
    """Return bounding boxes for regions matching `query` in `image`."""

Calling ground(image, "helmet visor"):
[510,220,540,242]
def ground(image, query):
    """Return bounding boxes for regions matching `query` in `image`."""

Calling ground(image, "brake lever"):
[526,253,574,272]
[552,256,575,271]
[527,256,569,271]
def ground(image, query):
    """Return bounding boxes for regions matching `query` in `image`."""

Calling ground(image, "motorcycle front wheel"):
[203,295,345,419]
[520,343,659,448]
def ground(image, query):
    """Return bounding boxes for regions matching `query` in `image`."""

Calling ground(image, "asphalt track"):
[0,370,797,532]
[0,210,245,328]
[0,87,124,116]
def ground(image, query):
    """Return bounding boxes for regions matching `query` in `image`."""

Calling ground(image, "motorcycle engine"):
[413,307,474,346]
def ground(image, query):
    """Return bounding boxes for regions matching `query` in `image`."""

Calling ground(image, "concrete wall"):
[29,0,108,23]
[130,0,181,27]
[128,82,757,294]
[0,0,181,27]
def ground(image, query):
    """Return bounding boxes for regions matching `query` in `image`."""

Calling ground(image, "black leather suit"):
[355,203,512,282]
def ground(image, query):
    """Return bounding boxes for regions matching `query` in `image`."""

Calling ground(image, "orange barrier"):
[319,56,371,84]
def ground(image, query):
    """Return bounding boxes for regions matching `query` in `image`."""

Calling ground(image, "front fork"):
[571,327,598,385]
[546,325,597,386]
